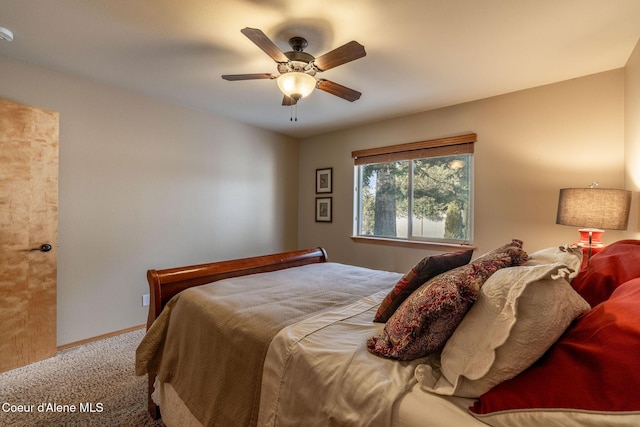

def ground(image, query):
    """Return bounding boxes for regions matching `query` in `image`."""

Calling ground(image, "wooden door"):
[0,99,59,373]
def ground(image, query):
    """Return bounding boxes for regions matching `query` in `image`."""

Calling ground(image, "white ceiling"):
[1,0,639,138]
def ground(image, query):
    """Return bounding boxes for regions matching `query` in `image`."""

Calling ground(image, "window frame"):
[352,133,475,248]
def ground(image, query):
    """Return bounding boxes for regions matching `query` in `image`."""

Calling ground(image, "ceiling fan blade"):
[282,95,297,106]
[241,27,289,63]
[221,73,275,81]
[313,41,366,71]
[316,79,362,102]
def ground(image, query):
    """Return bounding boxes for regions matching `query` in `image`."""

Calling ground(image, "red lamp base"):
[573,228,605,269]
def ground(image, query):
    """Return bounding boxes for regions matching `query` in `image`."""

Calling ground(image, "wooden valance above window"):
[351,133,476,165]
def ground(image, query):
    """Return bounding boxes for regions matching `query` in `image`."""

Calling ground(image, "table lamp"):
[556,184,631,266]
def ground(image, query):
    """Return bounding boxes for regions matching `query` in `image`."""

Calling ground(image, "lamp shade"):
[276,72,316,100]
[556,188,632,230]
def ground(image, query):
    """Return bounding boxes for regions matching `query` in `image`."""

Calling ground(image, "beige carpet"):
[0,328,164,427]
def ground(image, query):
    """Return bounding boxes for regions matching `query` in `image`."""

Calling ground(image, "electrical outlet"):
[142,293,150,307]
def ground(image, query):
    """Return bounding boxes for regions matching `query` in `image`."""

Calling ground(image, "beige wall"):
[298,70,627,273]
[0,55,299,346]
[625,38,640,238]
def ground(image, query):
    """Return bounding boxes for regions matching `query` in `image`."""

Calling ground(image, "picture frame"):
[315,197,332,222]
[315,167,333,194]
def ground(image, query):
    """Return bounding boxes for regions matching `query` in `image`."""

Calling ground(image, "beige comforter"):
[258,289,427,427]
[135,262,402,427]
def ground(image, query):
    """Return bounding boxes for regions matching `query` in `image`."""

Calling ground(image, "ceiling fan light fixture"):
[276,72,316,100]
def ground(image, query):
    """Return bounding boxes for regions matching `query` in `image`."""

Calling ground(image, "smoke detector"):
[0,26,14,42]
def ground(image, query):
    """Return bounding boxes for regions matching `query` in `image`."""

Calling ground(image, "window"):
[353,133,474,245]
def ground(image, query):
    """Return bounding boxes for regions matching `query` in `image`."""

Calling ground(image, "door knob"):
[31,244,52,252]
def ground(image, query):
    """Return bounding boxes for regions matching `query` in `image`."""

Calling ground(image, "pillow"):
[367,240,527,361]
[415,261,589,398]
[373,248,474,322]
[473,239,528,264]
[469,278,640,427]
[571,239,640,307]
[523,245,582,278]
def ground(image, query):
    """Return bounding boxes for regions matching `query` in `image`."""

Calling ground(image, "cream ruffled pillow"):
[415,246,589,398]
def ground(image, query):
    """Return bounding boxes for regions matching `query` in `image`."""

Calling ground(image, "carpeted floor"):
[0,328,164,427]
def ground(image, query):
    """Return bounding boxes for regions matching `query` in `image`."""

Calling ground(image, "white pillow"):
[523,245,582,278]
[415,261,590,398]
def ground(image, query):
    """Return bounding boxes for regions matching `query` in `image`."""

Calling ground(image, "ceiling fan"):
[222,27,366,107]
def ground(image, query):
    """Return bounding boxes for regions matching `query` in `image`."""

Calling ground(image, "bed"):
[136,240,640,427]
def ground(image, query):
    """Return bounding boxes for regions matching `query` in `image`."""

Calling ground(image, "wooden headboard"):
[145,247,329,329]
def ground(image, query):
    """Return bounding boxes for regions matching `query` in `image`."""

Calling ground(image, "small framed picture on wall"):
[315,197,332,222]
[316,167,333,194]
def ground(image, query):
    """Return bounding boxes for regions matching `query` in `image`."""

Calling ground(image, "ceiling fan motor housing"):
[278,37,316,75]
[279,52,316,75]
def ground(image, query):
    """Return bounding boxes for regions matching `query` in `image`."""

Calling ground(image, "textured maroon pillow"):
[374,248,474,322]
[473,239,526,264]
[470,278,640,426]
[571,239,640,307]
[368,241,527,360]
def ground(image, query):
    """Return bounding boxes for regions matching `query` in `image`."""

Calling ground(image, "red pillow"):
[470,278,640,425]
[571,239,640,307]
